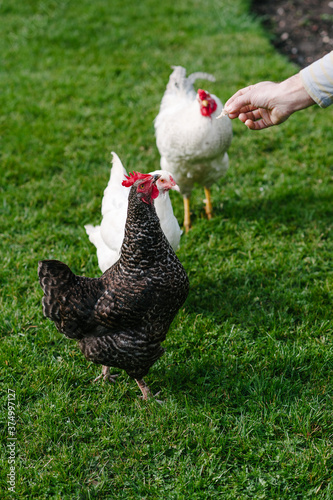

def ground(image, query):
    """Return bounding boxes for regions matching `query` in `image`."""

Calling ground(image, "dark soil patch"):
[252,0,333,67]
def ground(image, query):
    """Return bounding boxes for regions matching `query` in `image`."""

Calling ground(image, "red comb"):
[198,89,209,100]
[122,171,151,187]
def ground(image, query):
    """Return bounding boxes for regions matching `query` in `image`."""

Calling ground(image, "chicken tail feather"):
[38,260,79,336]
[187,72,216,85]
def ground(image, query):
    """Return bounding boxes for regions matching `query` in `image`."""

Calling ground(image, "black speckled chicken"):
[38,173,189,400]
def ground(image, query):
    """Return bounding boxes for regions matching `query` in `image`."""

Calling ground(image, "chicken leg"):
[204,187,213,220]
[184,188,213,232]
[183,195,191,233]
[135,379,153,400]
[93,365,119,383]
[135,378,163,403]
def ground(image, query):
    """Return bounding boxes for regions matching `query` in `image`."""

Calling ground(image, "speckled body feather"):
[39,179,189,383]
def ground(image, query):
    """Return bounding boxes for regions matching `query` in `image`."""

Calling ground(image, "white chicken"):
[154,65,233,232]
[85,152,182,273]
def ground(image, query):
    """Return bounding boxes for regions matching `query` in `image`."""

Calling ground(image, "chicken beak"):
[152,174,161,183]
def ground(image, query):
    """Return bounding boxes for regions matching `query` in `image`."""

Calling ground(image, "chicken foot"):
[93,365,119,383]
[204,187,213,220]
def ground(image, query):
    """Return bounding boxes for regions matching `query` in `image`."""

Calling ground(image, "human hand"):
[223,75,315,130]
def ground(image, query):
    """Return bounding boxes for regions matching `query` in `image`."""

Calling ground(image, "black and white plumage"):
[38,174,189,400]
[154,66,233,232]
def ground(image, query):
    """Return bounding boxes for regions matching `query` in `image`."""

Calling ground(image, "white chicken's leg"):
[183,195,191,233]
[93,365,119,383]
[204,187,213,220]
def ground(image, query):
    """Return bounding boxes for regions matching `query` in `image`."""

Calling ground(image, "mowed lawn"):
[1,0,333,498]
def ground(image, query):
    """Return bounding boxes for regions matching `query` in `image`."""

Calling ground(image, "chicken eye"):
[140,183,145,189]
[160,179,165,183]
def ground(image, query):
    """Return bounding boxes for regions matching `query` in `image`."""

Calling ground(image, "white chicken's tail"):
[187,71,216,85]
[84,224,101,246]
[168,66,216,88]
[101,152,129,216]
[108,152,128,185]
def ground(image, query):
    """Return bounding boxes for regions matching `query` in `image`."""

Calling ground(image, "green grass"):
[1,0,333,498]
